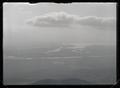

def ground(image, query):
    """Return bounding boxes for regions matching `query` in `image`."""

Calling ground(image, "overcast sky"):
[3,3,116,48]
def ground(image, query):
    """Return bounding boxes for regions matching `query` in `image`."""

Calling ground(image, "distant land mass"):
[4,44,116,58]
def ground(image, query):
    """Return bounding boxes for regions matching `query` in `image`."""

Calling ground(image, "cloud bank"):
[76,16,116,30]
[26,12,116,30]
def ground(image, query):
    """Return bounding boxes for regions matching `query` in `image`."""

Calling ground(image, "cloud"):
[26,12,75,28]
[26,12,116,30]
[45,46,62,53]
[45,43,77,53]
[7,56,32,60]
[76,16,116,30]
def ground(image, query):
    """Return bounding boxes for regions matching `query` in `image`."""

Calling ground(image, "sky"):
[3,2,116,49]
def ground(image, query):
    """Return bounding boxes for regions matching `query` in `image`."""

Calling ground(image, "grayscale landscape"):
[3,3,116,85]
